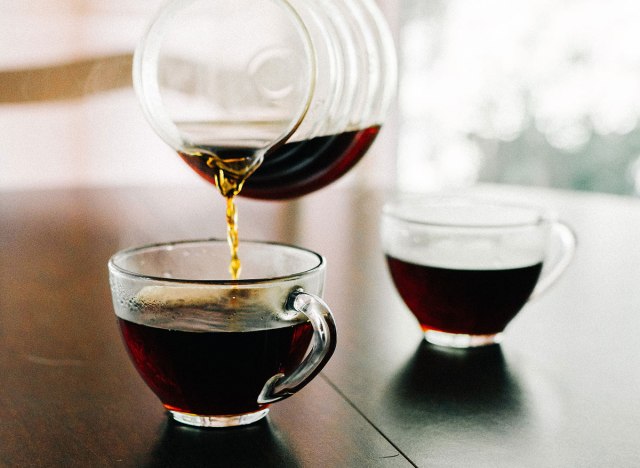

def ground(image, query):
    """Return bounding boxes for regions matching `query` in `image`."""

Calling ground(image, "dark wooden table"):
[2,183,640,467]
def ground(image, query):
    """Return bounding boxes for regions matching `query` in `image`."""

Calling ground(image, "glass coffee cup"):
[108,239,336,427]
[381,196,576,348]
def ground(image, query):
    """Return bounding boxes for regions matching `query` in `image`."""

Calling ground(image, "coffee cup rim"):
[382,195,553,229]
[108,238,325,285]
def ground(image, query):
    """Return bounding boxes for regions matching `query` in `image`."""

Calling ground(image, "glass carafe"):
[133,0,396,199]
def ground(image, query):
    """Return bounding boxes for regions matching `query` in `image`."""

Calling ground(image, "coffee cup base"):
[424,330,503,348]
[169,408,270,427]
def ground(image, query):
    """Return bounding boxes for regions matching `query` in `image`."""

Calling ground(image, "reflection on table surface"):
[1,184,639,466]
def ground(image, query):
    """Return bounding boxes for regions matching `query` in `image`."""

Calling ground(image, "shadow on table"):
[387,341,526,425]
[145,416,301,468]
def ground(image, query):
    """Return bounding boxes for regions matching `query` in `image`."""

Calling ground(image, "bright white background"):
[0,1,195,190]
[0,0,398,192]
[3,0,640,196]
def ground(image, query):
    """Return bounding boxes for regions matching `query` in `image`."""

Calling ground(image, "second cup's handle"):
[258,288,337,404]
[530,220,577,300]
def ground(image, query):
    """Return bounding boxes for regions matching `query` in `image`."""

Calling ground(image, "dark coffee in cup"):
[381,196,576,347]
[385,255,543,336]
[119,316,313,416]
[109,240,337,427]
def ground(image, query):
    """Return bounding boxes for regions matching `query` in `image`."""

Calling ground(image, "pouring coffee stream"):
[186,149,258,280]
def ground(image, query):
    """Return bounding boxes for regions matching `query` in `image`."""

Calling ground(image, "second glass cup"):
[381,196,576,348]
[108,239,337,427]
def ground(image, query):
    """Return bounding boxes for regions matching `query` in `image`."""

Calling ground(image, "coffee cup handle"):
[530,220,577,300]
[258,288,337,404]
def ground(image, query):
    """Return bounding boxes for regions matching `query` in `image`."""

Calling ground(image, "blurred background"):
[397,0,640,196]
[2,0,640,196]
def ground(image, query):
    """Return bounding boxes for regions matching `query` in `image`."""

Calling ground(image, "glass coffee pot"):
[133,0,396,199]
